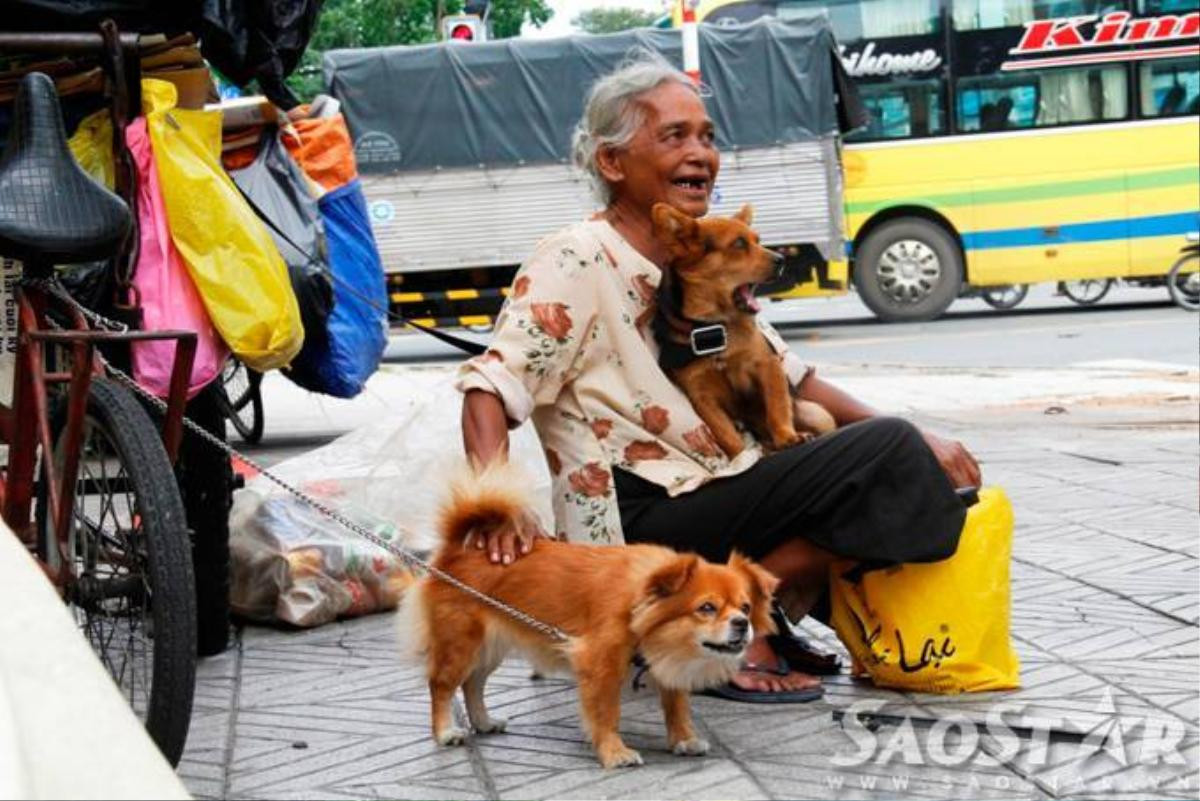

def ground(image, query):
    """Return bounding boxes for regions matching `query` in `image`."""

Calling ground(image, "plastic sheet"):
[229,374,552,627]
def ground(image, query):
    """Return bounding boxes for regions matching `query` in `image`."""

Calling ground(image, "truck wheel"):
[854,218,963,322]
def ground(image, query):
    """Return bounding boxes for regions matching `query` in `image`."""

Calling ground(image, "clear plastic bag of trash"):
[229,374,552,627]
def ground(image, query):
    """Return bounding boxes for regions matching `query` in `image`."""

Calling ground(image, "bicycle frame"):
[0,266,196,584]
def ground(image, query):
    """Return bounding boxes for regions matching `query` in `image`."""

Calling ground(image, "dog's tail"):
[437,460,537,549]
[396,461,535,663]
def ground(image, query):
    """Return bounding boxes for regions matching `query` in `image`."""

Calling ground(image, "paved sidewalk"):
[179,363,1199,800]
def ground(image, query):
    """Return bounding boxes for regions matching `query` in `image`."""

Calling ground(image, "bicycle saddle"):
[0,72,130,265]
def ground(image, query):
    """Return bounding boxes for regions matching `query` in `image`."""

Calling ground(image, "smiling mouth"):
[703,639,748,654]
[733,283,760,314]
[672,177,709,193]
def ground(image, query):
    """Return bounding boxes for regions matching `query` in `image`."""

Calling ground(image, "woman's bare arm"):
[461,389,545,563]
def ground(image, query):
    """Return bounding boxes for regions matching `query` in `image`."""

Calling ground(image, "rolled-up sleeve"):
[456,233,600,426]
[757,318,814,389]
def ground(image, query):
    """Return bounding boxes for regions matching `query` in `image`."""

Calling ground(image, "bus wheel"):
[854,219,962,322]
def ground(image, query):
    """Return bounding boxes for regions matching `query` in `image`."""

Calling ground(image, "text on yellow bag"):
[830,486,1021,694]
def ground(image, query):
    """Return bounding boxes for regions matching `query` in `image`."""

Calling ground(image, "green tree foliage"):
[287,0,552,101]
[572,6,660,34]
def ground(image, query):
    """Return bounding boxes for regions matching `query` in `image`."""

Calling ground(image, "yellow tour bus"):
[680,0,1200,321]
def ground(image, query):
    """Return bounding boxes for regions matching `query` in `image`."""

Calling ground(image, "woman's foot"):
[731,635,821,693]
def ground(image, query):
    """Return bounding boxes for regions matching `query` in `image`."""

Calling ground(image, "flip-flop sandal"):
[699,656,825,704]
[769,605,842,676]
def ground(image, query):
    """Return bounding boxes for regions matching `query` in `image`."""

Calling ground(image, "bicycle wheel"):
[37,378,196,766]
[216,358,264,444]
[177,381,234,656]
[1167,254,1200,312]
[1059,278,1114,306]
[981,284,1029,310]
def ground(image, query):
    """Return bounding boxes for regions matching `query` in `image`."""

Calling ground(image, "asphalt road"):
[231,282,1196,473]
[382,282,1199,370]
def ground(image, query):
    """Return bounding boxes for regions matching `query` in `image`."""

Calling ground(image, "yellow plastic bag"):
[830,487,1021,694]
[144,79,302,372]
[67,110,114,189]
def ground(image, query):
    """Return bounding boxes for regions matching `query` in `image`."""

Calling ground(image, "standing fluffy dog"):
[396,462,779,769]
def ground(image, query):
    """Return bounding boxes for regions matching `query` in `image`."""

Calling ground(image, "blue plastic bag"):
[284,179,387,397]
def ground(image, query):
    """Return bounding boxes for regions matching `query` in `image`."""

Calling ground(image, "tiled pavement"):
[179,390,1199,800]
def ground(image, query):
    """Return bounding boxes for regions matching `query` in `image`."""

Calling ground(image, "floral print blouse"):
[455,219,811,545]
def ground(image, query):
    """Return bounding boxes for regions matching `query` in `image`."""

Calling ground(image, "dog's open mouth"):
[703,639,748,654]
[733,283,760,314]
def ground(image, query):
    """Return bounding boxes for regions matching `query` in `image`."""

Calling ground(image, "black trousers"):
[615,417,965,569]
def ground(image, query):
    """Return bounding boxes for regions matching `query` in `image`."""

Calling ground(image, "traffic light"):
[441,14,486,42]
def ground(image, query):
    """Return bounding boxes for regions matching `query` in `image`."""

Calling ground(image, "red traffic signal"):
[441,14,486,42]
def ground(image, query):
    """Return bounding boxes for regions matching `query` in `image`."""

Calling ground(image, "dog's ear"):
[652,203,699,253]
[728,552,778,634]
[647,553,700,598]
[733,203,754,226]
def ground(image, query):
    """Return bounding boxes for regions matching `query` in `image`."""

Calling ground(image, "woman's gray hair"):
[571,50,699,206]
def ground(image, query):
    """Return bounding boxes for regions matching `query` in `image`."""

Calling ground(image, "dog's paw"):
[768,431,804,450]
[672,736,710,756]
[436,727,468,746]
[474,717,507,735]
[599,744,644,769]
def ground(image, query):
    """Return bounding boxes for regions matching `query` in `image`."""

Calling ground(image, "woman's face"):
[601,81,720,219]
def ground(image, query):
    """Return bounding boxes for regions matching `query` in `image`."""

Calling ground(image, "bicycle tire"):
[37,378,196,766]
[217,360,264,444]
[1166,253,1200,312]
[1059,278,1114,306]
[981,284,1029,310]
[177,382,234,656]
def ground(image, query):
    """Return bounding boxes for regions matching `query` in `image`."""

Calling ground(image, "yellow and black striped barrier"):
[387,284,508,329]
[403,314,497,329]
[388,287,511,305]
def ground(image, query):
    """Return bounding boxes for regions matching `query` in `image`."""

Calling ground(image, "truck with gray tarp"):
[324,16,865,325]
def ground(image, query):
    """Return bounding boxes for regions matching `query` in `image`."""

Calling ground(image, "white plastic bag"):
[229,375,552,627]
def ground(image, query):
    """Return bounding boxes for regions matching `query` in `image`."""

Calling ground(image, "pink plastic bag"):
[126,117,228,397]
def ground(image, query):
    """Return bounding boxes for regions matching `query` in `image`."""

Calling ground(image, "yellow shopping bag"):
[67,109,114,189]
[829,487,1021,694]
[144,79,302,372]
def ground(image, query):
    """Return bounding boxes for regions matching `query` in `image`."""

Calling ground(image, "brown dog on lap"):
[652,202,835,458]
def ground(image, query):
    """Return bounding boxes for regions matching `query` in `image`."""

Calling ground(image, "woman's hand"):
[921,430,982,489]
[471,509,550,565]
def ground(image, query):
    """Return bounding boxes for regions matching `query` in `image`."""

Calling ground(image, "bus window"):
[957,65,1128,130]
[847,79,945,139]
[779,0,939,38]
[1138,0,1199,12]
[1140,57,1200,116]
[953,0,1125,29]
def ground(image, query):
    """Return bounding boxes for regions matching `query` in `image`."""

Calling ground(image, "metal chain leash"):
[30,277,571,644]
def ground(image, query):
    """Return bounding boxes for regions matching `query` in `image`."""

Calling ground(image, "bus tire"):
[854,218,963,322]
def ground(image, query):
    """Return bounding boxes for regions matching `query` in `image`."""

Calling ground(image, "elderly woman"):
[455,55,980,701]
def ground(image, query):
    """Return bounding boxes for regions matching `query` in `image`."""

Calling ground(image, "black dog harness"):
[652,273,728,370]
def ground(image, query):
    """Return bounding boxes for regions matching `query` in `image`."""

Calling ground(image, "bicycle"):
[215,356,264,444]
[980,283,1029,310]
[0,70,198,766]
[1166,233,1199,312]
